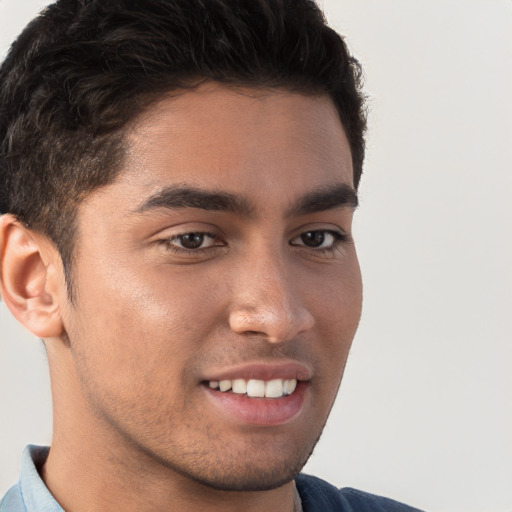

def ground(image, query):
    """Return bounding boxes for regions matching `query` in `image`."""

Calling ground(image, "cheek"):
[310,259,362,382]
[313,255,363,330]
[66,261,221,395]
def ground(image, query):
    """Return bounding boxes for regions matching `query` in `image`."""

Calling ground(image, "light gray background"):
[1,1,511,511]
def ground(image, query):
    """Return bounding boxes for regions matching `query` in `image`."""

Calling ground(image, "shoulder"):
[338,487,425,512]
[295,474,425,512]
[0,483,25,512]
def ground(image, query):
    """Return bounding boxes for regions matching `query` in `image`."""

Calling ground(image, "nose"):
[228,250,315,343]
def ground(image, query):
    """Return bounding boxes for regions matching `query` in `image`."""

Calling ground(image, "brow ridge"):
[134,182,358,218]
[287,183,358,217]
[134,186,254,217]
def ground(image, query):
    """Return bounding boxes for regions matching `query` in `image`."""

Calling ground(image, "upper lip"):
[204,360,313,382]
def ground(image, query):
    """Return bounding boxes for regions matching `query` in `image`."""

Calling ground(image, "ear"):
[0,214,65,338]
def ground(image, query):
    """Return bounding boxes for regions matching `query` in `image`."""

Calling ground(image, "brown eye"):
[166,232,218,251]
[290,230,346,250]
[301,231,326,247]
[178,233,206,249]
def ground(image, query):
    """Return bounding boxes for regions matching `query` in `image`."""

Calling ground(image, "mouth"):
[201,362,311,426]
[206,378,298,398]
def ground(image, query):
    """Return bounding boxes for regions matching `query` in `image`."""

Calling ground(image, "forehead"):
[84,84,354,216]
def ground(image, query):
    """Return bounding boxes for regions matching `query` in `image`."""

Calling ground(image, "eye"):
[290,230,346,250]
[167,232,218,250]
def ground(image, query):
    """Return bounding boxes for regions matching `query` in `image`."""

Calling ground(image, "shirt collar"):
[19,445,63,512]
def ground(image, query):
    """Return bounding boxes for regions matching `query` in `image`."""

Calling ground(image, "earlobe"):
[0,214,65,338]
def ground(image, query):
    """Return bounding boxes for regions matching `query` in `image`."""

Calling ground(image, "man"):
[0,1,423,511]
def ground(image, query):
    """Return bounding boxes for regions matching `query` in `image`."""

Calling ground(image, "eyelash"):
[159,229,348,255]
[290,230,348,252]
[160,231,221,254]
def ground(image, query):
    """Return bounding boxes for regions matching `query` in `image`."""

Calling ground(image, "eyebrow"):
[286,183,358,216]
[133,183,358,217]
[134,186,254,217]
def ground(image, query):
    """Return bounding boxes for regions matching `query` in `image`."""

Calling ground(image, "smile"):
[204,379,308,426]
[208,378,298,398]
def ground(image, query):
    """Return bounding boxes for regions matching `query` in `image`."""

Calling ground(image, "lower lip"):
[204,381,309,427]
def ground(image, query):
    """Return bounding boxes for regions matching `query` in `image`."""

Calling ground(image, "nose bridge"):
[228,241,315,342]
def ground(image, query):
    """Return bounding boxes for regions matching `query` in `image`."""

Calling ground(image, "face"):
[60,84,362,491]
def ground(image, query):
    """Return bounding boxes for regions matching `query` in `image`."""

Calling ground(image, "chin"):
[188,463,304,492]
[175,435,320,493]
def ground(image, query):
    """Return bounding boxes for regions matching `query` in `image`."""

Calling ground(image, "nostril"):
[229,303,315,343]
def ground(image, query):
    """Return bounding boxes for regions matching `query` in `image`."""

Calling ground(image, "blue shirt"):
[1,445,424,512]
[1,446,63,512]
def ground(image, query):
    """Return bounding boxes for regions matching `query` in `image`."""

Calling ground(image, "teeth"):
[219,380,232,392]
[265,379,284,398]
[232,379,247,394]
[247,379,265,397]
[284,379,297,395]
[208,378,298,398]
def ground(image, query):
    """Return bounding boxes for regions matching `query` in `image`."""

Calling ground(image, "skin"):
[0,83,362,512]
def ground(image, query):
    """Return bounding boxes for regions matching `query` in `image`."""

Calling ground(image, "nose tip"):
[228,301,315,343]
[228,246,315,342]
